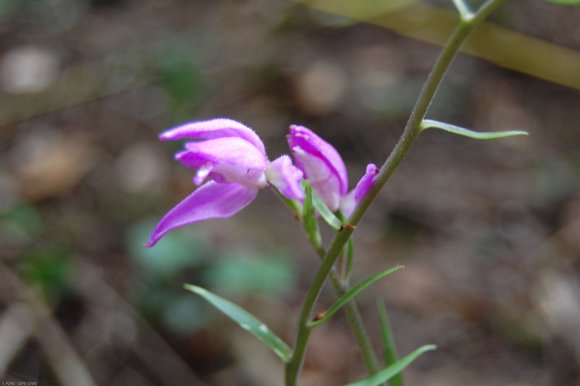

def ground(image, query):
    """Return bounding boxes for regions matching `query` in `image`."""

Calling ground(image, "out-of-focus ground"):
[1,0,580,385]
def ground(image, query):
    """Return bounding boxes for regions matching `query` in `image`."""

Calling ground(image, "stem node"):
[340,223,356,231]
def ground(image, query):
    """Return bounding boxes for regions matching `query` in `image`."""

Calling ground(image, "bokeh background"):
[1,0,580,385]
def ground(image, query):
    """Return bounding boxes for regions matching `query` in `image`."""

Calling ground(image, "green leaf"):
[377,300,402,386]
[311,189,342,230]
[546,0,580,4]
[346,345,437,386]
[309,265,404,327]
[420,119,528,140]
[183,284,293,362]
[303,181,323,251]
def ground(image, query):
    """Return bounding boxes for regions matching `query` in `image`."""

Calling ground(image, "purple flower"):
[354,163,379,203]
[147,118,304,247]
[287,125,379,216]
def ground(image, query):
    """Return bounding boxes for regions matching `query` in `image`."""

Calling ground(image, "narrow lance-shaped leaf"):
[308,265,404,328]
[183,284,292,363]
[377,300,402,386]
[311,189,342,230]
[420,119,528,140]
[345,345,437,386]
[302,181,323,252]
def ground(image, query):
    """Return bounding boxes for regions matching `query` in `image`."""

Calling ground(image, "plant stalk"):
[285,0,508,384]
[317,249,380,375]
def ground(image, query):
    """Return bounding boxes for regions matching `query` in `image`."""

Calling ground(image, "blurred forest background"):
[1,0,580,385]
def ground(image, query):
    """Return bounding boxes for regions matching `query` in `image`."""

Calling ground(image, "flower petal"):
[176,137,268,187]
[146,181,259,247]
[265,155,304,200]
[287,125,348,195]
[292,146,342,211]
[354,163,379,203]
[339,190,356,217]
[159,118,266,156]
[340,164,379,217]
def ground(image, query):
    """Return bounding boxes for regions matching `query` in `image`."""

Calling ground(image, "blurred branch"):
[74,262,206,386]
[298,0,580,91]
[0,52,154,128]
[0,260,206,386]
[0,262,97,386]
[0,303,35,376]
[2,0,577,129]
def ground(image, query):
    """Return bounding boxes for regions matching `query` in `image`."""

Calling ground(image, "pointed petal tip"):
[354,163,379,203]
[144,239,156,248]
[288,124,310,137]
[145,182,259,247]
[366,163,379,174]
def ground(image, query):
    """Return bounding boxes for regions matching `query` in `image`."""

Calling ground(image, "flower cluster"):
[147,118,378,247]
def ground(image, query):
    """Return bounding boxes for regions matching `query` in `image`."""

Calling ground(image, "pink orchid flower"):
[287,125,379,216]
[147,118,304,247]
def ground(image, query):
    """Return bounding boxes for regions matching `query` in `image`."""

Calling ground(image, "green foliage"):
[309,266,404,327]
[205,251,296,296]
[184,284,293,363]
[346,345,437,386]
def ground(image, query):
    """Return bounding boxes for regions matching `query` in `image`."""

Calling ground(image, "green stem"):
[300,186,380,375]
[285,227,355,386]
[350,0,508,226]
[285,0,507,384]
[318,248,380,374]
[342,296,380,374]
